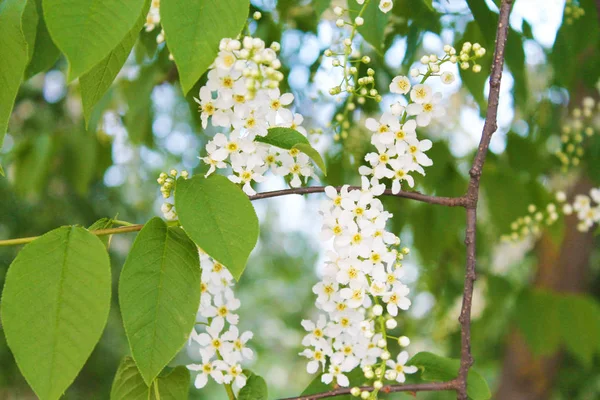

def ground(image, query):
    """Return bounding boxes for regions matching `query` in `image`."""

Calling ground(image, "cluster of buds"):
[157,169,189,220]
[408,43,486,82]
[501,188,600,242]
[145,0,161,32]
[500,201,561,243]
[326,1,392,140]
[555,96,598,170]
[564,0,585,25]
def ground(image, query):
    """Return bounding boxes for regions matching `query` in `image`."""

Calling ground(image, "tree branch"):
[249,186,466,207]
[0,186,463,247]
[278,380,457,400]
[456,1,513,399]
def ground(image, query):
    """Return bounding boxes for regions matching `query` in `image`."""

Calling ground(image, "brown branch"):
[456,1,513,399]
[279,380,457,400]
[249,186,466,207]
[0,186,463,247]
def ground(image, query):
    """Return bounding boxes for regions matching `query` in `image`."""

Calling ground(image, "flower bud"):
[372,304,383,316]
[377,338,387,348]
[385,318,397,329]
[398,336,410,347]
[351,387,361,397]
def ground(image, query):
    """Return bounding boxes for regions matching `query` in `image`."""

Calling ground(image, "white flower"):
[441,71,455,84]
[409,83,433,104]
[406,92,444,126]
[194,86,216,128]
[366,112,399,146]
[400,137,433,168]
[194,315,226,357]
[300,347,329,374]
[382,284,411,316]
[221,326,254,362]
[222,363,247,390]
[390,75,411,94]
[187,351,227,388]
[301,315,329,349]
[386,351,418,383]
[203,292,241,326]
[321,360,354,387]
[378,0,394,13]
[388,158,415,193]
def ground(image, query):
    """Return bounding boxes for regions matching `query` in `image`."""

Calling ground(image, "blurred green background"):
[1,0,599,399]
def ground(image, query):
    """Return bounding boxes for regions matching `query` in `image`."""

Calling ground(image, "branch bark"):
[457,0,513,398]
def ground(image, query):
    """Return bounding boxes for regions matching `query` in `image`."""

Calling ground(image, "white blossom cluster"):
[197,37,318,195]
[300,179,417,392]
[563,188,600,232]
[501,188,600,242]
[359,44,485,194]
[187,251,254,390]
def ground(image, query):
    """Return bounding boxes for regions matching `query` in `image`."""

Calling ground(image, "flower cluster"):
[501,188,600,242]
[300,180,417,395]
[197,37,318,194]
[157,169,188,220]
[564,188,600,232]
[555,96,598,171]
[144,0,161,32]
[564,0,585,25]
[187,252,254,390]
[500,202,561,242]
[358,44,485,193]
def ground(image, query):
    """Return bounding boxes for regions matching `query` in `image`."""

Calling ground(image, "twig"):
[0,186,463,247]
[456,1,513,399]
[249,186,466,207]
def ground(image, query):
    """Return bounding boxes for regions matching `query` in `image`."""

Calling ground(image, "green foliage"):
[80,0,151,126]
[313,0,331,17]
[1,226,111,400]
[110,357,190,400]
[516,289,600,365]
[256,127,327,175]
[514,289,562,355]
[42,0,146,80]
[408,352,491,400]
[161,0,250,95]
[0,0,29,167]
[119,217,200,385]
[551,0,600,89]
[558,294,600,366]
[24,0,60,79]
[22,0,39,63]
[238,373,268,400]
[175,175,259,280]
[348,0,389,54]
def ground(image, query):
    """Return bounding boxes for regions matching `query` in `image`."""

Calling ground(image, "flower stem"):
[153,380,161,400]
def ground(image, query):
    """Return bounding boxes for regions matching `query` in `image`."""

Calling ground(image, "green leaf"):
[514,288,561,356]
[175,175,259,281]
[22,0,39,62]
[25,0,60,79]
[0,164,4,177]
[0,0,29,163]
[558,294,600,366]
[409,352,491,400]
[313,0,331,16]
[80,0,150,126]
[421,0,434,11]
[161,0,250,95]
[256,127,327,175]
[238,373,268,400]
[1,226,111,400]
[348,0,389,53]
[119,217,201,385]
[110,357,190,400]
[42,0,146,80]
